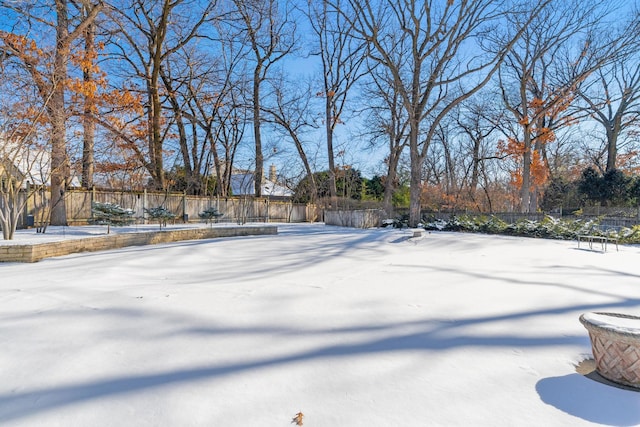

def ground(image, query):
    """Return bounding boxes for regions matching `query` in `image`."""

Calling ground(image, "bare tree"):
[0,48,52,239]
[176,17,249,198]
[80,0,98,189]
[361,62,409,214]
[211,89,248,197]
[0,0,103,225]
[497,0,631,212]
[339,0,546,226]
[160,46,212,195]
[455,97,503,209]
[0,139,51,240]
[230,0,297,197]
[575,15,640,172]
[261,75,319,203]
[306,0,367,203]
[106,0,215,190]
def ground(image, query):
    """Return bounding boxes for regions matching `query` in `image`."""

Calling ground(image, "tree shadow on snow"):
[0,329,584,422]
[0,303,638,423]
[44,224,396,284]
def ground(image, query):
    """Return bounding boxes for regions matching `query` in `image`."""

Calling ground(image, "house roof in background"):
[230,173,293,197]
[1,140,81,187]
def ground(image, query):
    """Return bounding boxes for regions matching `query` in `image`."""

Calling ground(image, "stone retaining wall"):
[0,225,277,263]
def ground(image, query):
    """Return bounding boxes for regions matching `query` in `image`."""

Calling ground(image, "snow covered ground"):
[0,223,639,426]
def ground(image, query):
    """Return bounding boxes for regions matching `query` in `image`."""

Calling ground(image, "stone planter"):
[580,312,640,389]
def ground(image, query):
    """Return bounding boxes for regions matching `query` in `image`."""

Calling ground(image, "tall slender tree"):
[80,0,98,189]
[455,97,503,208]
[575,15,640,173]
[106,0,215,190]
[261,75,319,203]
[306,0,367,204]
[361,62,409,214]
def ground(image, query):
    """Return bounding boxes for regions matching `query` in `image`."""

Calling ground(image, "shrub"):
[144,206,176,229]
[199,207,224,225]
[88,202,135,233]
[420,214,640,244]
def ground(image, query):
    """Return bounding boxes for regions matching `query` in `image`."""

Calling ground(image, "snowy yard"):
[0,223,639,426]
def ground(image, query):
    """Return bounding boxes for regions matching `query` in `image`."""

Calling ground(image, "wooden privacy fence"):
[16,189,320,227]
[14,189,640,229]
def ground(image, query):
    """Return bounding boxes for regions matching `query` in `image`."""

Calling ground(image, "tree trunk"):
[326,100,337,202]
[408,123,422,227]
[150,79,165,190]
[441,135,457,198]
[291,132,317,204]
[605,123,618,172]
[253,68,263,197]
[205,130,225,197]
[50,0,71,226]
[81,18,95,189]
[470,137,481,193]
[519,131,532,213]
[50,102,69,225]
[383,142,402,215]
[162,70,195,192]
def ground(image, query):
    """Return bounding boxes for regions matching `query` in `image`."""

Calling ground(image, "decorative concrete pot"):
[580,312,640,389]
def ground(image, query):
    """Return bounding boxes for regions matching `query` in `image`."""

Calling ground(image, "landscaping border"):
[0,225,277,263]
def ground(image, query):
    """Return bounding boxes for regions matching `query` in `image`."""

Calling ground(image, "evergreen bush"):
[144,206,176,229]
[420,214,640,244]
[88,202,135,233]
[199,207,224,225]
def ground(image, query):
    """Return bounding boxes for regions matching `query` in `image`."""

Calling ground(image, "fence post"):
[91,187,96,221]
[182,191,187,222]
[23,181,30,227]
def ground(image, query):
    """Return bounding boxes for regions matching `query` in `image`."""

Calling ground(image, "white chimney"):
[269,164,277,183]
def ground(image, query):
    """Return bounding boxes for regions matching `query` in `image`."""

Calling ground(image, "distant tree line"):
[293,168,410,207]
[542,168,640,211]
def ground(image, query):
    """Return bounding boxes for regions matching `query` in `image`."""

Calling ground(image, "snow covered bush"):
[382,214,410,228]
[477,215,509,234]
[199,207,224,225]
[144,206,176,229]
[381,218,399,227]
[423,215,507,234]
[88,202,135,233]
[619,225,640,242]
[418,214,640,244]
[423,218,448,231]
